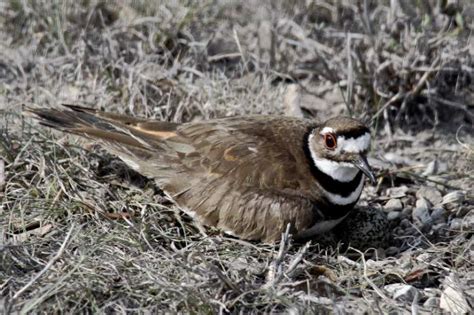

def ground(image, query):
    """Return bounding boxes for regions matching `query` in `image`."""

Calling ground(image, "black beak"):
[352,154,376,184]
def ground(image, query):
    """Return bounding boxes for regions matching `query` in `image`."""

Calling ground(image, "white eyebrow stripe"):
[320,127,335,134]
[337,133,370,153]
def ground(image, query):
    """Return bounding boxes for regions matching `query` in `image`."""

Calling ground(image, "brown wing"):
[173,177,317,242]
[175,116,314,190]
[25,105,319,242]
[163,116,321,241]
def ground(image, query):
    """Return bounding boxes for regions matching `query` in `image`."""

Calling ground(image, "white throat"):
[307,133,365,205]
[307,133,360,182]
[312,157,359,182]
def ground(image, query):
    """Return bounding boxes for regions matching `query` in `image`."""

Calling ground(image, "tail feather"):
[25,107,80,130]
[25,106,181,145]
[61,104,180,133]
[61,104,150,125]
[24,105,193,180]
[25,107,147,148]
[24,105,195,180]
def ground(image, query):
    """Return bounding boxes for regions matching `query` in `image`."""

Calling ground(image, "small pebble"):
[412,205,431,226]
[417,186,443,206]
[432,223,448,233]
[385,246,399,256]
[400,218,412,228]
[387,211,401,221]
[384,198,403,212]
[461,213,474,230]
[384,153,413,165]
[384,283,419,302]
[401,206,413,218]
[449,218,463,230]
[416,197,431,210]
[423,296,440,308]
[431,207,447,224]
[386,185,409,198]
[438,162,448,173]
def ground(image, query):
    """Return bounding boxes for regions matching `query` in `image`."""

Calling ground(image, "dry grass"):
[1,0,473,313]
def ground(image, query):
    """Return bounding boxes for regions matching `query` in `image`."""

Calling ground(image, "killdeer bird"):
[26,105,376,243]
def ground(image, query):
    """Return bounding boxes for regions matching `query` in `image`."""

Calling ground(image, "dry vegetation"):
[1,0,473,313]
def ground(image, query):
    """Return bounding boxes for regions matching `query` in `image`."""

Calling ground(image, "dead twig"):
[349,247,391,301]
[263,224,292,289]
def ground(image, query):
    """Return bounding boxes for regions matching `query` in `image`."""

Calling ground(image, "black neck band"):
[303,130,363,198]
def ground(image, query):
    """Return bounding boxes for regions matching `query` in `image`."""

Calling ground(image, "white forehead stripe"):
[338,133,370,153]
[320,127,335,134]
[320,127,370,153]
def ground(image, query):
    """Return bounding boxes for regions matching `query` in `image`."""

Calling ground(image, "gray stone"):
[423,296,440,308]
[430,207,447,224]
[401,206,413,218]
[400,218,412,228]
[412,204,431,226]
[384,283,418,302]
[387,211,401,221]
[416,186,443,206]
[432,223,448,233]
[384,198,403,212]
[449,218,463,230]
[416,197,431,210]
[386,185,409,198]
[461,212,474,230]
[438,162,448,173]
[385,246,399,256]
[384,153,413,165]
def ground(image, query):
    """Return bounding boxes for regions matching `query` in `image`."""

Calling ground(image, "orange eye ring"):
[323,133,337,150]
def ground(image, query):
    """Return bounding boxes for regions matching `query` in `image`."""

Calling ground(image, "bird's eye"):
[323,133,337,150]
